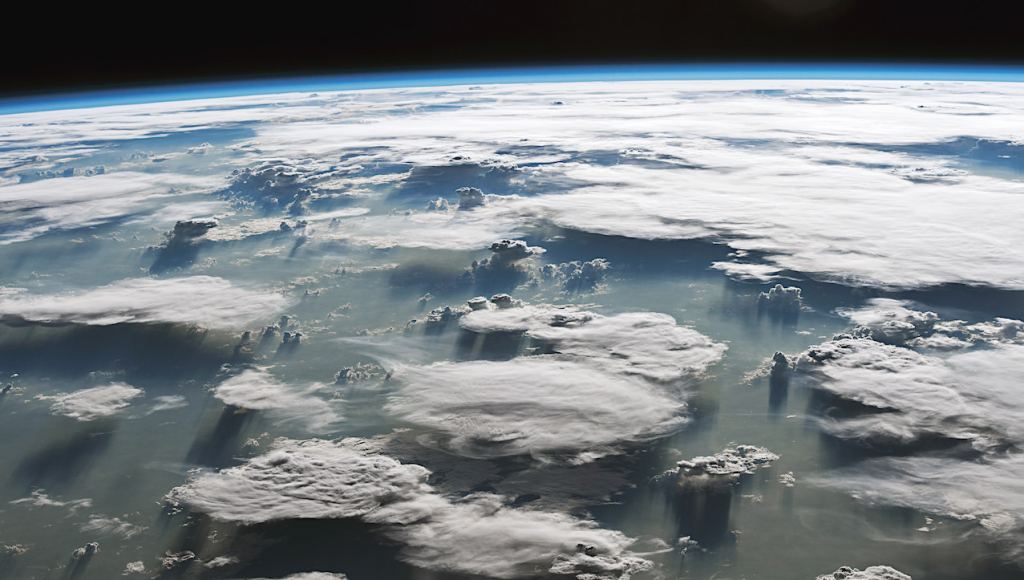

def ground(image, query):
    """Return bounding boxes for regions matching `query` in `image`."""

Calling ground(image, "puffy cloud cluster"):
[485,239,544,264]
[1,544,28,556]
[123,561,146,575]
[405,304,471,332]
[36,383,143,421]
[167,438,649,579]
[837,299,939,346]
[757,284,803,315]
[212,368,341,432]
[467,239,545,289]
[660,445,778,489]
[148,218,219,273]
[387,304,725,458]
[160,550,197,571]
[163,218,219,242]
[457,186,486,210]
[815,565,911,580]
[406,294,536,332]
[0,276,290,329]
[838,298,1023,349]
[796,300,1024,562]
[71,542,99,560]
[541,258,611,293]
[226,161,317,215]
[334,362,386,385]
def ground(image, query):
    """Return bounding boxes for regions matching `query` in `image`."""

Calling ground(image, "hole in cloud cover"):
[384,303,725,459]
[0,276,291,329]
[167,438,651,579]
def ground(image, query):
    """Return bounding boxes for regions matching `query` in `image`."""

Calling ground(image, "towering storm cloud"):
[796,300,1024,563]
[385,304,725,458]
[167,438,650,579]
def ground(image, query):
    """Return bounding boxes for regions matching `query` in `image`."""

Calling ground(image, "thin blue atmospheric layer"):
[4,62,1024,115]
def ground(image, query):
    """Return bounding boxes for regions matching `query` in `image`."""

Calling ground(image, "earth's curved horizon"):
[1,68,1023,580]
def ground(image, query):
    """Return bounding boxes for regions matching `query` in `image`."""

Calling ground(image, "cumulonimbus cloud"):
[167,438,649,579]
[384,304,725,459]
[796,300,1024,563]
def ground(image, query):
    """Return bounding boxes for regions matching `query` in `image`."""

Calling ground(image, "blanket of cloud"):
[3,80,1024,288]
[4,75,1024,580]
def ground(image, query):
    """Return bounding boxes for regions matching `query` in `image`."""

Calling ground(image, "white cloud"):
[837,298,1023,349]
[212,368,342,432]
[10,489,92,512]
[796,302,1024,563]
[384,305,725,459]
[837,299,940,346]
[662,445,779,489]
[540,258,610,293]
[8,80,1024,288]
[797,337,1024,449]
[460,306,726,382]
[0,276,290,329]
[80,515,146,539]
[0,171,222,244]
[388,358,686,458]
[36,383,143,421]
[246,574,347,580]
[757,284,802,314]
[814,565,911,580]
[238,80,1024,289]
[167,438,647,579]
[709,261,783,282]
[813,453,1024,565]
[149,395,188,413]
[310,207,524,250]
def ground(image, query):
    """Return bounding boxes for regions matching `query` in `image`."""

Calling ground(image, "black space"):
[5,0,1024,97]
